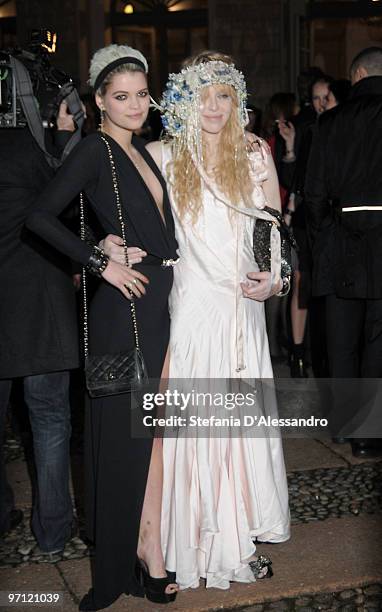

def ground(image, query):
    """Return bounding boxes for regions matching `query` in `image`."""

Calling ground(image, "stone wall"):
[208,0,285,109]
[15,0,287,103]
[15,0,107,89]
[16,0,81,82]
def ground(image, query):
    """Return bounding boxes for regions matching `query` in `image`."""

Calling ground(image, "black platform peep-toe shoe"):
[138,559,178,604]
[248,554,273,579]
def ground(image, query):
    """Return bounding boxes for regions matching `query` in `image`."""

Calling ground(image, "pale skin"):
[351,65,369,85]
[312,81,330,115]
[278,118,295,156]
[95,70,177,595]
[275,103,298,162]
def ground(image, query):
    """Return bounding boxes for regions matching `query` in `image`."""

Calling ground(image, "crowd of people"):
[1,37,382,612]
[254,70,352,378]
[253,50,382,461]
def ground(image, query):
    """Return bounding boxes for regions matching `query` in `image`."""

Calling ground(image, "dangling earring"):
[99,108,105,132]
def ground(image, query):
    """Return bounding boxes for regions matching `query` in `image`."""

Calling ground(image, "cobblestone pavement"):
[2,428,382,568]
[224,583,382,611]
[2,413,382,612]
[288,462,382,524]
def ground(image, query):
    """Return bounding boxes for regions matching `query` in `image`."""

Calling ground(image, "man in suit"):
[305,47,382,457]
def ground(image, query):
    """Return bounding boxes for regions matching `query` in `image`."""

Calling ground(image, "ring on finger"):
[132,278,138,285]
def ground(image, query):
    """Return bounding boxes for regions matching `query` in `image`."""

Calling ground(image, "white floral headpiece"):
[158,60,248,162]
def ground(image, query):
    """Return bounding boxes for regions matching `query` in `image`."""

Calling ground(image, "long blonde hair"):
[168,51,253,223]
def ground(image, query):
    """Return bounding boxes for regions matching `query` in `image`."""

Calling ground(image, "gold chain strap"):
[80,133,141,360]
[79,192,90,358]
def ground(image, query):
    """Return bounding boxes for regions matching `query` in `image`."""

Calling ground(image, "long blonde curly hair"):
[168,51,253,223]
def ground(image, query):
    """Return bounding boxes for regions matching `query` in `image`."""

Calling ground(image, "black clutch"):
[253,206,297,279]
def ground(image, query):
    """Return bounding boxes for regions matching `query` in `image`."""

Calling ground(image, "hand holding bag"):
[253,205,297,292]
[80,134,148,398]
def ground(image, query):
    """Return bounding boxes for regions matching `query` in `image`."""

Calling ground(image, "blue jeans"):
[0,380,14,534]
[0,372,73,552]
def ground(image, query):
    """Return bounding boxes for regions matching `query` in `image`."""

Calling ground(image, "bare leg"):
[290,270,307,343]
[137,350,177,595]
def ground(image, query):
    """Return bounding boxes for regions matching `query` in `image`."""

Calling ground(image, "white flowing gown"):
[160,142,290,590]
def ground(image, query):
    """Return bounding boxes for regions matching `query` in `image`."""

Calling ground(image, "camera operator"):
[0,38,83,557]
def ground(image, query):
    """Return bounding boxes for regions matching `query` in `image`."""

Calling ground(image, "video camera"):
[0,28,84,168]
[0,28,76,128]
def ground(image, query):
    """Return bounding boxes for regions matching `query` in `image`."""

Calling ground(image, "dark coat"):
[269,131,296,204]
[0,128,79,378]
[305,76,382,299]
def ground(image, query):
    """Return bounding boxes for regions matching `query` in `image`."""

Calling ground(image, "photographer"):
[0,40,82,556]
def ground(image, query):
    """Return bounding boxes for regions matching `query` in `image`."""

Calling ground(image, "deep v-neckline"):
[101,132,167,230]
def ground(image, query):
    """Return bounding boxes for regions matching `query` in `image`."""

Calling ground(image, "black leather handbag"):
[84,348,148,398]
[253,205,297,279]
[80,134,148,398]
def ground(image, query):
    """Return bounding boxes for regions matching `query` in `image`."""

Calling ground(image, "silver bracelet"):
[276,276,291,297]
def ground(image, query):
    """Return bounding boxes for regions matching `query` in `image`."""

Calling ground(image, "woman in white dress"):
[145,51,291,590]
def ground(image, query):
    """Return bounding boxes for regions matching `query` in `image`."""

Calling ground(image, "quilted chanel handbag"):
[84,349,148,398]
[253,205,297,279]
[80,134,148,398]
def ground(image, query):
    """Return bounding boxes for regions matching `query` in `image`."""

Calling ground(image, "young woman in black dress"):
[26,45,179,611]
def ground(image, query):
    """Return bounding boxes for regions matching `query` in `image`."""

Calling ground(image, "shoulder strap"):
[10,56,84,169]
[79,134,141,360]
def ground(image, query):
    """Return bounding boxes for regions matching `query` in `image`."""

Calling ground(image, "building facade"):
[0,0,381,107]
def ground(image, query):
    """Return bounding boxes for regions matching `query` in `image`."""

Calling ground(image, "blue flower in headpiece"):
[166,87,180,103]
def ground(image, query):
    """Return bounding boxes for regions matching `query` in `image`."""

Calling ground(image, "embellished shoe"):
[138,559,178,604]
[248,555,273,579]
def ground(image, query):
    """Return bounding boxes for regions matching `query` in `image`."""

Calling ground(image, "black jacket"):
[0,128,80,378]
[305,76,382,298]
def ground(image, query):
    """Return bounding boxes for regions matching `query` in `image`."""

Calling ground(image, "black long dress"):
[26,131,178,610]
